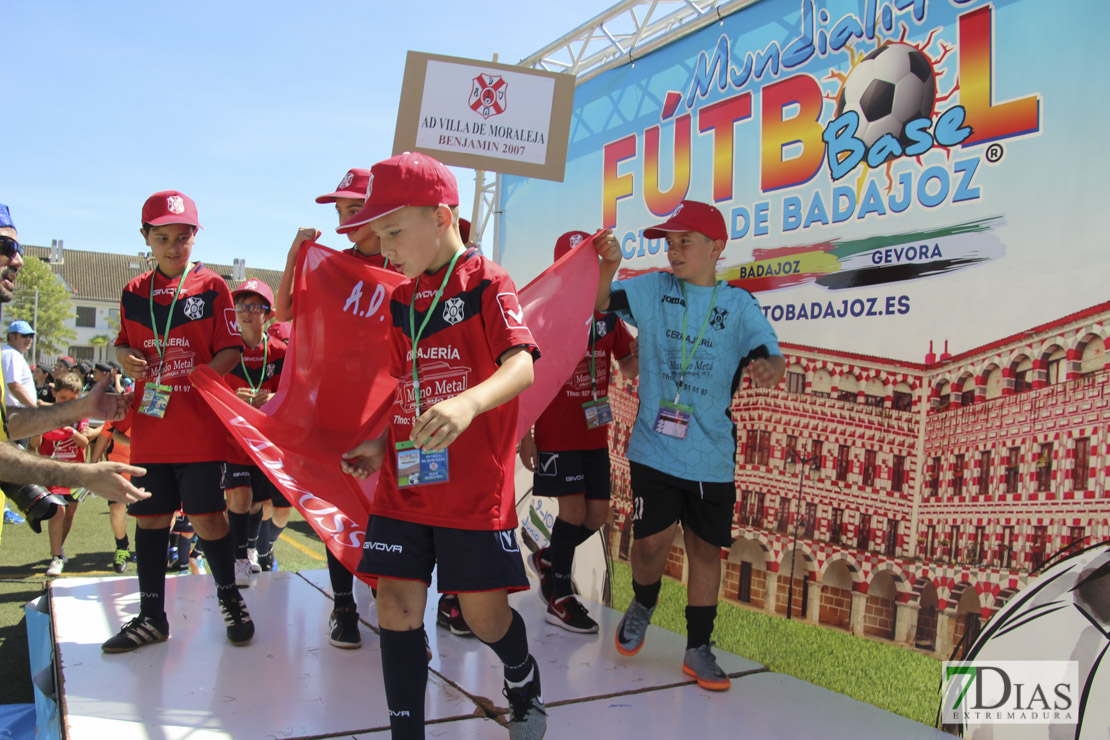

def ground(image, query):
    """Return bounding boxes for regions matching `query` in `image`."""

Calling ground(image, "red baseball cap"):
[336,152,459,234]
[142,190,202,228]
[232,278,275,308]
[643,201,727,243]
[315,168,372,204]
[553,230,590,261]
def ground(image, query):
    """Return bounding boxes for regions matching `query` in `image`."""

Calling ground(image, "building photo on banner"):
[1,0,1108,739]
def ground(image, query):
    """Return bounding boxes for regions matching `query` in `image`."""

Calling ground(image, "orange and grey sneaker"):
[682,643,731,691]
[614,598,655,656]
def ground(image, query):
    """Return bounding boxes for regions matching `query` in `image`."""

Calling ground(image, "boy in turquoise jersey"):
[593,201,785,690]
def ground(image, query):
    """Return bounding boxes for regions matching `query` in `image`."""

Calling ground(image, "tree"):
[89,334,112,363]
[6,255,76,363]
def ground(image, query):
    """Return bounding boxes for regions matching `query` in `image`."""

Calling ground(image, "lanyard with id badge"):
[653,281,718,440]
[398,249,465,488]
[139,264,193,418]
[581,320,614,430]
[240,335,268,403]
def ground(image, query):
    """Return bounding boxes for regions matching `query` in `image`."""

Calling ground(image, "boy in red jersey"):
[103,190,253,653]
[519,231,638,633]
[33,372,90,577]
[341,153,545,740]
[272,168,380,648]
[221,279,288,587]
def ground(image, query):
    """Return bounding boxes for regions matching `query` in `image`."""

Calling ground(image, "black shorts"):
[357,515,529,594]
[127,462,227,518]
[221,463,287,505]
[629,461,736,548]
[532,448,611,500]
[220,462,253,491]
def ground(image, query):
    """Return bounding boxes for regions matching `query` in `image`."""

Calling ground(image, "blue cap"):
[0,204,13,230]
[7,320,34,335]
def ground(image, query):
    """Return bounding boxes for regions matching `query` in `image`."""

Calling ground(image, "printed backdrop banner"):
[497,0,1110,361]
[192,240,598,570]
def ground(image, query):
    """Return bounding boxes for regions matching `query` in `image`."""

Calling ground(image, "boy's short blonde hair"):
[54,372,83,395]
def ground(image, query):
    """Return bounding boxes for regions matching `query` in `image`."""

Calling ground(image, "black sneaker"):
[102,614,170,653]
[436,594,474,637]
[529,549,553,604]
[218,593,255,645]
[503,665,547,740]
[545,595,599,634]
[329,603,362,649]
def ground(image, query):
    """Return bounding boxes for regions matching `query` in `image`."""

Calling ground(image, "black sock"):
[632,578,662,609]
[573,523,596,547]
[228,511,249,560]
[327,548,356,609]
[261,519,284,556]
[247,509,263,550]
[135,527,169,622]
[379,627,428,739]
[480,608,532,683]
[203,532,238,598]
[685,604,717,650]
[174,533,191,566]
[550,518,577,601]
[115,536,129,551]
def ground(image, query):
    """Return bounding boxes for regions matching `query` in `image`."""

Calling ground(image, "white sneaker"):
[234,559,252,588]
[46,556,65,577]
[246,548,262,574]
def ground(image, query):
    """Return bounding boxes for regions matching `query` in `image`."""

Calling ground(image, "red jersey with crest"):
[373,248,538,530]
[115,263,244,464]
[533,312,633,451]
[224,335,287,465]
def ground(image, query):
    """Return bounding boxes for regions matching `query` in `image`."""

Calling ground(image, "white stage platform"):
[45,569,948,739]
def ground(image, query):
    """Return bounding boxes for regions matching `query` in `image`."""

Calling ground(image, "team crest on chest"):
[442,296,465,325]
[709,307,729,330]
[594,320,608,337]
[183,296,204,321]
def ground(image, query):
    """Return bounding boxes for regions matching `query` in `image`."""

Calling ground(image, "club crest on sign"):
[183,296,204,320]
[469,74,507,119]
[167,195,185,214]
[442,297,465,325]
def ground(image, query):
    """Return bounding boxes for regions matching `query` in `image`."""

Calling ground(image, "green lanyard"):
[240,334,269,394]
[675,280,718,404]
[586,317,599,401]
[408,248,465,417]
[148,263,194,384]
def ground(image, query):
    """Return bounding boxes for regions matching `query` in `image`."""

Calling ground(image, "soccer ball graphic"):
[836,43,936,150]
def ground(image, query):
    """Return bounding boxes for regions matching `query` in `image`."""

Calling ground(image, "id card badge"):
[653,399,693,439]
[582,396,614,430]
[139,383,172,418]
[395,441,450,487]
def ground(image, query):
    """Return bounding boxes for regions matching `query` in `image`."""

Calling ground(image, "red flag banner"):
[191,238,599,578]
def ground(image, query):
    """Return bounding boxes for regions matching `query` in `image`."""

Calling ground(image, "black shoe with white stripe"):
[219,593,255,645]
[102,614,170,653]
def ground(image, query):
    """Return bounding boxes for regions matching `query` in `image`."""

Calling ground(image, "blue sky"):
[3,1,604,272]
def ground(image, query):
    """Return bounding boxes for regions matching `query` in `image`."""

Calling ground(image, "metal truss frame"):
[478,0,764,260]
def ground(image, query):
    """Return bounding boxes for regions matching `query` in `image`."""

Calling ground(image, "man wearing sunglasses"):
[0,203,148,547]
